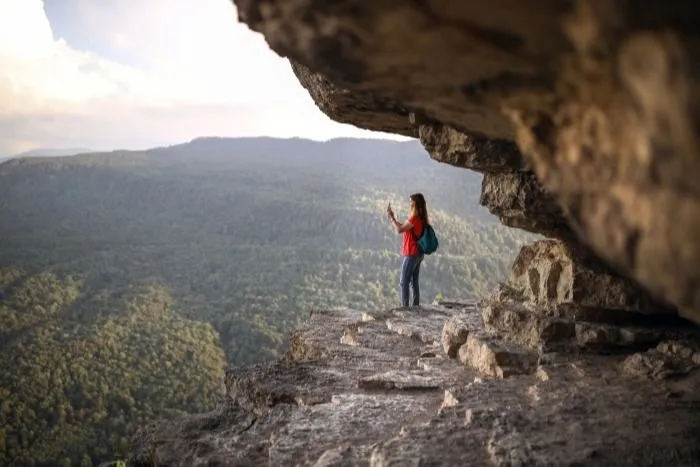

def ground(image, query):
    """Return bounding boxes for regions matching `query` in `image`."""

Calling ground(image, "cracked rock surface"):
[130,303,700,466]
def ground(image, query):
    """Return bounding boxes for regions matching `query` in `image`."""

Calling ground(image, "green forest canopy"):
[0,137,536,465]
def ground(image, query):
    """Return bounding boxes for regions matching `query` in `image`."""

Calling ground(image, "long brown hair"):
[410,193,429,225]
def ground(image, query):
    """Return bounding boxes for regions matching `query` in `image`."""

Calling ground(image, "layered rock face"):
[233,0,700,323]
[417,122,572,239]
[482,240,686,353]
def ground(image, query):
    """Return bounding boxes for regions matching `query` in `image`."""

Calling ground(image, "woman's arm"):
[389,214,414,234]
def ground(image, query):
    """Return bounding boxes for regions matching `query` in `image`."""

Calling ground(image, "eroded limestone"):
[480,172,572,238]
[291,62,417,138]
[418,123,524,172]
[509,240,670,314]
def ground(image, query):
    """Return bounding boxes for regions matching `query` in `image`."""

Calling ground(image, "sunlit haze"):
[0,0,405,157]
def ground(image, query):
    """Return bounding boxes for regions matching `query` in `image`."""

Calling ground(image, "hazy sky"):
[0,0,402,156]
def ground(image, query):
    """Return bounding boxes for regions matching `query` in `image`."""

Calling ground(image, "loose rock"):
[441,314,477,358]
[458,331,537,378]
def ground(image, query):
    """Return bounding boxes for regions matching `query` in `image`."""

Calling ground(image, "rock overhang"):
[231,0,700,323]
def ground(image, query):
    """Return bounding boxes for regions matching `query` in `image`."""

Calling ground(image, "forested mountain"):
[0,137,536,465]
[0,270,224,466]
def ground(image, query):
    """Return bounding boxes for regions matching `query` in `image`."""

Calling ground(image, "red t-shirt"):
[401,215,424,257]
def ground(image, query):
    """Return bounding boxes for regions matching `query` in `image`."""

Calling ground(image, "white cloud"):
[0,0,404,156]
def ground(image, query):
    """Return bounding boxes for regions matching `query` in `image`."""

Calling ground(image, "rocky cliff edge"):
[130,299,700,466]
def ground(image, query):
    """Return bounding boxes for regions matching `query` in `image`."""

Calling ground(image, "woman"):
[387,193,428,308]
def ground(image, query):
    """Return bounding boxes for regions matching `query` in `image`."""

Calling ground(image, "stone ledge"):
[130,305,700,466]
[480,171,572,238]
[419,123,525,173]
[291,61,418,138]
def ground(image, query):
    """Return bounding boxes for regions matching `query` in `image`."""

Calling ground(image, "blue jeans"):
[400,255,424,307]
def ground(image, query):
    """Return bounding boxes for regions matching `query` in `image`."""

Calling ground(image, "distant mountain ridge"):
[11,147,94,159]
[9,137,411,161]
[4,137,432,170]
[1,137,416,165]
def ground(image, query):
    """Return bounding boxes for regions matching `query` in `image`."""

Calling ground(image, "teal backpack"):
[415,224,439,255]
